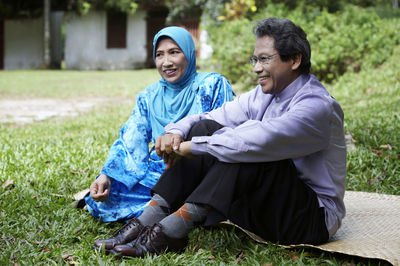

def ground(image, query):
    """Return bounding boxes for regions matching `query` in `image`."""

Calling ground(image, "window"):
[106,11,127,48]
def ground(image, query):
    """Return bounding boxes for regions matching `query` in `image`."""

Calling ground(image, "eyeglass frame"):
[249,53,279,66]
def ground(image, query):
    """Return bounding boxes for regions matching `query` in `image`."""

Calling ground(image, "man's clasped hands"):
[155,133,194,170]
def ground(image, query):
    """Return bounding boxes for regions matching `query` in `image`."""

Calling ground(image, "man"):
[96,17,346,257]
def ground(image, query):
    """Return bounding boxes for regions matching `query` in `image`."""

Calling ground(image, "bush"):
[306,6,400,82]
[204,3,400,91]
[204,18,255,87]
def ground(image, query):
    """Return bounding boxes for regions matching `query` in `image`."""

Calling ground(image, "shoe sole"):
[91,245,116,255]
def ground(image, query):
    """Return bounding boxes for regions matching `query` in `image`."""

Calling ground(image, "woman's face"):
[155,38,187,83]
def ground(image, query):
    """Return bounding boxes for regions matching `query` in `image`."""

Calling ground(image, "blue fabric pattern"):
[84,72,234,222]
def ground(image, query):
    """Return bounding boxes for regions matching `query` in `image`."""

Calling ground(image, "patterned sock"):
[138,194,170,226]
[160,203,209,239]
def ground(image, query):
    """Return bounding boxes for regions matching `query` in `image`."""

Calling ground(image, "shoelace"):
[112,219,139,237]
[140,224,158,245]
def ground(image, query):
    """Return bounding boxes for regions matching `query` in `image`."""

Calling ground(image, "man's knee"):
[187,120,223,140]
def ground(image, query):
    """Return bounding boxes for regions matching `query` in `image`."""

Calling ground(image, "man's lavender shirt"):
[165,74,346,238]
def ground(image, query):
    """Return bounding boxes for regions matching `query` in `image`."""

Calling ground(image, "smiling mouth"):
[164,69,177,76]
[258,76,270,82]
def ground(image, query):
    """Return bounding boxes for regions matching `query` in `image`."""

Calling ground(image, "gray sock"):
[160,203,209,239]
[138,194,170,226]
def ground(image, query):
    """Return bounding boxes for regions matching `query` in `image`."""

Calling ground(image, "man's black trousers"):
[152,120,329,245]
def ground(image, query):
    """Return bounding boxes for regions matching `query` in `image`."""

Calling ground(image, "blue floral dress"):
[85,72,234,222]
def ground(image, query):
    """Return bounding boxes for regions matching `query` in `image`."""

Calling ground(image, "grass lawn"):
[1,46,399,264]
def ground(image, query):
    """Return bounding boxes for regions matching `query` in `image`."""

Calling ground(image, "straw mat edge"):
[222,191,400,265]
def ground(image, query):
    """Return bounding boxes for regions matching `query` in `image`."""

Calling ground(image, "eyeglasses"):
[249,54,278,66]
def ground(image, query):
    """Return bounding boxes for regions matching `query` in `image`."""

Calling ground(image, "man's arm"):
[190,93,338,163]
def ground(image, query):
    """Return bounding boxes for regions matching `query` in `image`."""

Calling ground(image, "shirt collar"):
[275,74,310,102]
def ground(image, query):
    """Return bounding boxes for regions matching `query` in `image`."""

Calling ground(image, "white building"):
[64,10,148,70]
[0,6,202,71]
[1,12,62,70]
[63,8,201,70]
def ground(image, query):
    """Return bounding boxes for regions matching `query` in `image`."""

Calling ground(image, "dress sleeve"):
[100,92,152,190]
[209,74,235,111]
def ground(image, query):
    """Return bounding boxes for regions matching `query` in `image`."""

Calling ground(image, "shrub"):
[204,18,255,87]
[204,3,400,91]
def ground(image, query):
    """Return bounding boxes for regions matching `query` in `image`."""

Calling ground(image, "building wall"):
[64,10,147,70]
[3,14,63,70]
[4,18,44,69]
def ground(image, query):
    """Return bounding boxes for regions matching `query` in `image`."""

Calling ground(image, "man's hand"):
[156,133,191,169]
[174,141,194,158]
[90,174,111,202]
[164,141,195,169]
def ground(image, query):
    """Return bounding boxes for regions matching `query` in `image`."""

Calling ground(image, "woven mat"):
[223,191,400,265]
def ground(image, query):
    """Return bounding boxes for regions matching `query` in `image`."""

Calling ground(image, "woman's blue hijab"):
[148,26,204,141]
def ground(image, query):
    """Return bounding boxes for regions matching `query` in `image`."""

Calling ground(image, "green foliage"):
[104,0,138,13]
[306,6,400,83]
[0,0,66,18]
[75,0,140,14]
[250,0,391,13]
[204,3,400,91]
[267,0,344,13]
[205,18,256,86]
[165,0,207,23]
[217,0,258,21]
[369,5,400,18]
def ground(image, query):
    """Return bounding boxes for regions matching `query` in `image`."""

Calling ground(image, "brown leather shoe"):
[112,223,188,257]
[93,218,144,250]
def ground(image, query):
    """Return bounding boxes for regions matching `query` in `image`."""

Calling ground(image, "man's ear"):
[291,54,302,71]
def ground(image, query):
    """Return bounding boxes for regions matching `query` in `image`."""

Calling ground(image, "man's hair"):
[255,17,311,74]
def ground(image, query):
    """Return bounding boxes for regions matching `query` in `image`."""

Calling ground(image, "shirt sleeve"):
[190,92,334,163]
[101,92,152,189]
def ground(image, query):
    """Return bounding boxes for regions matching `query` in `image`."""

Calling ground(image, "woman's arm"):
[100,92,152,190]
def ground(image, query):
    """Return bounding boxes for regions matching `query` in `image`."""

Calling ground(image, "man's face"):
[155,38,187,83]
[253,35,299,94]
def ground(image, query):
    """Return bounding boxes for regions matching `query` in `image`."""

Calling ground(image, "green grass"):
[0,69,160,98]
[330,46,400,194]
[1,56,399,265]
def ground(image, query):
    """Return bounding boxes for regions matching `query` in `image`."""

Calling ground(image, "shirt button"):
[275,96,280,102]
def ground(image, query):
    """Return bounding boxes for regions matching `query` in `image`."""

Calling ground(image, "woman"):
[83,26,234,223]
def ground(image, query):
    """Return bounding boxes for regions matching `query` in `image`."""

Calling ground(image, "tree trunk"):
[43,0,51,68]
[394,0,399,9]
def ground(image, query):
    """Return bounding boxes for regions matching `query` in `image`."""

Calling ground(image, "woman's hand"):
[90,174,111,202]
[155,133,183,157]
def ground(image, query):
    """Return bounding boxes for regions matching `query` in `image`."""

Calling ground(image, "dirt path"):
[0,97,131,125]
